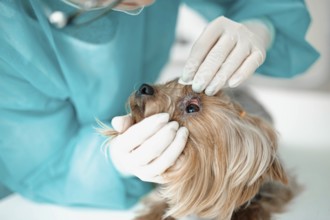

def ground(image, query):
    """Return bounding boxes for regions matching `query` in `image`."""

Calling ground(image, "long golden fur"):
[101,79,299,220]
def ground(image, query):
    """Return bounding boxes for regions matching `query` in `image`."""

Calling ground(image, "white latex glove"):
[108,113,189,184]
[180,16,274,96]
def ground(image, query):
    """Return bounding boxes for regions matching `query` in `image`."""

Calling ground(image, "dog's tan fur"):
[101,79,299,220]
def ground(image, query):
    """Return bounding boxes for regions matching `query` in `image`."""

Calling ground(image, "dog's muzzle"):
[132,83,154,116]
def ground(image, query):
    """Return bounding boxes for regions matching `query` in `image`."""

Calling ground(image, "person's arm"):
[0,61,153,209]
[185,0,319,77]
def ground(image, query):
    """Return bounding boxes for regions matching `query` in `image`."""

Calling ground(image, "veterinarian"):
[0,0,318,210]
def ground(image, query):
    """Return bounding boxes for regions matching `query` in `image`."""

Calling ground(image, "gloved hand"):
[108,113,189,183]
[180,16,274,96]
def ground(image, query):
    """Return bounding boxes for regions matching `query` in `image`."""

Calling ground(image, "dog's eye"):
[184,97,201,114]
[186,104,200,113]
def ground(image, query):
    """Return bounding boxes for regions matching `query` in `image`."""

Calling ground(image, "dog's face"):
[129,79,287,220]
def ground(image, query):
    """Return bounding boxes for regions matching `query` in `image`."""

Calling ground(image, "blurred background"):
[1,0,329,219]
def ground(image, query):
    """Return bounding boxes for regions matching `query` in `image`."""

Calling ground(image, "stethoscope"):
[45,0,124,28]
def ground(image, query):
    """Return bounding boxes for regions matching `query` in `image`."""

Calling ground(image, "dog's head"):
[130,79,287,219]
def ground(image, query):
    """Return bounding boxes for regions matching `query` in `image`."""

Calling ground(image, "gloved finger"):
[131,121,179,166]
[228,51,265,88]
[113,113,170,152]
[181,20,224,83]
[192,34,236,93]
[111,114,133,132]
[205,43,251,96]
[137,127,189,183]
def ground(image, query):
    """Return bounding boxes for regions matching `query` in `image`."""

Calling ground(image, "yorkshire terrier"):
[101,79,299,220]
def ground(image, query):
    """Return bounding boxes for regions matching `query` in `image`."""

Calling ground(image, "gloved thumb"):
[111,114,133,132]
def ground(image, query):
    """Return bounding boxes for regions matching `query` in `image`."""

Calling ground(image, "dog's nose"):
[136,83,154,96]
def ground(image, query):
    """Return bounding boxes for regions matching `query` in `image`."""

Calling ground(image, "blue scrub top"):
[0,0,318,210]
